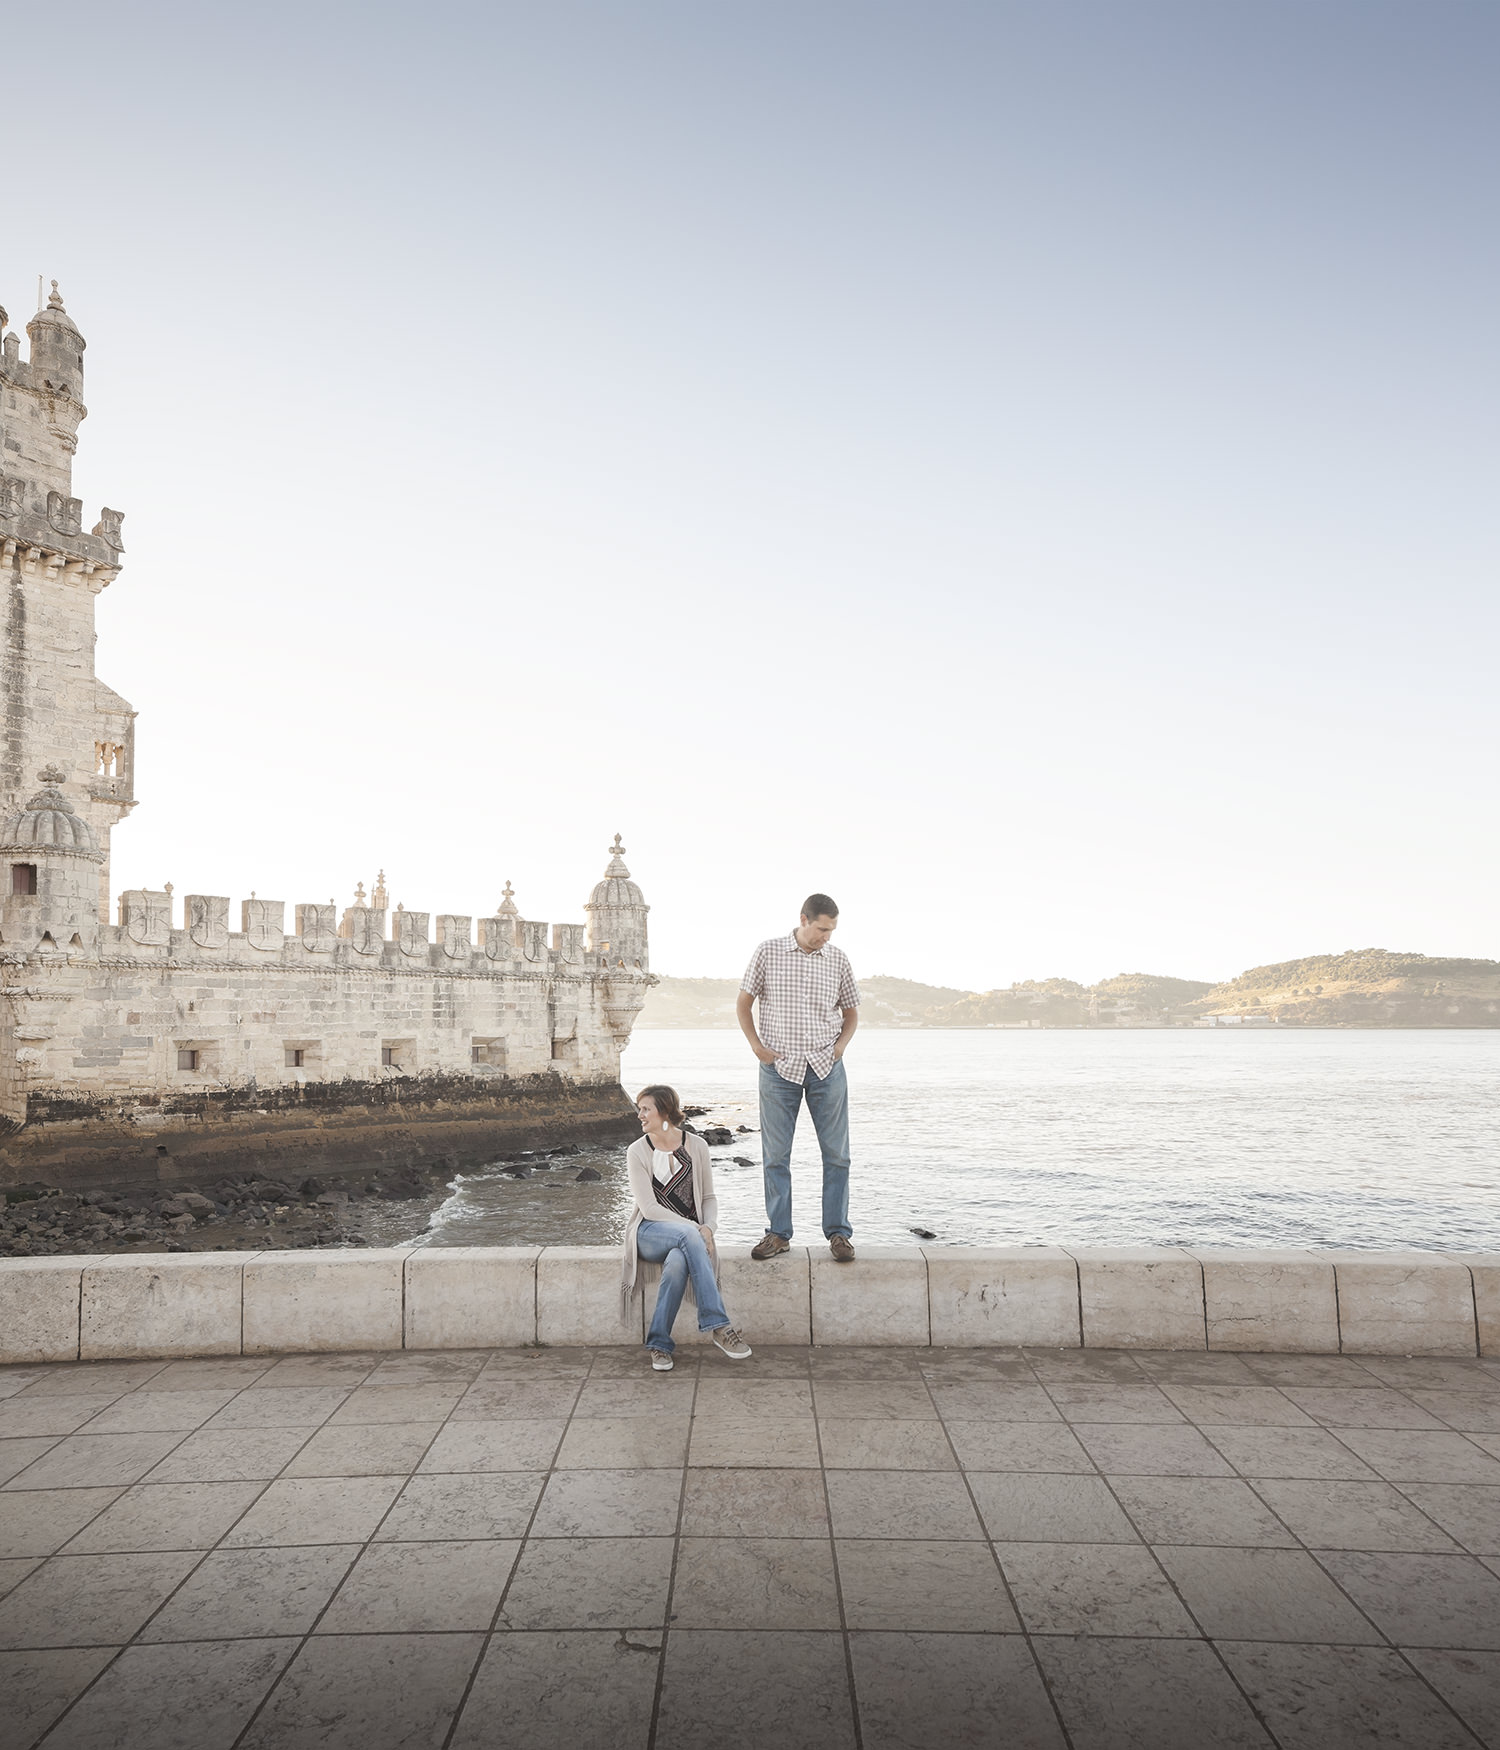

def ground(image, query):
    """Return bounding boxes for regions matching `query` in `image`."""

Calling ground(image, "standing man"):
[737,894,860,1262]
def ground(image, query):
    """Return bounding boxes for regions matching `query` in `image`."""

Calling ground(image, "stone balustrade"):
[0,1244,1494,1365]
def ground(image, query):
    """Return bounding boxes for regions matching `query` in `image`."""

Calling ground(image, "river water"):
[413,1028,1500,1254]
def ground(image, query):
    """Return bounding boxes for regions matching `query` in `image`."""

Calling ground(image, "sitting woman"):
[623,1084,752,1371]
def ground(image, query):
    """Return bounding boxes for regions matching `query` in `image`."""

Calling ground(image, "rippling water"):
[417,1028,1500,1253]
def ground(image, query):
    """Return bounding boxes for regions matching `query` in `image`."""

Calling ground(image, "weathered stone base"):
[0,1072,636,1193]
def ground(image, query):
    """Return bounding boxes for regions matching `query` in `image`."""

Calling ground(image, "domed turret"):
[584,834,649,970]
[0,767,103,954]
[26,281,85,385]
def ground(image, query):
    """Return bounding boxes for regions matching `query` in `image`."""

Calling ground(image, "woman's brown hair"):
[635,1083,685,1128]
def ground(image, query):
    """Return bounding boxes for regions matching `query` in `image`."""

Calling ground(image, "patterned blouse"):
[652,1144,699,1222]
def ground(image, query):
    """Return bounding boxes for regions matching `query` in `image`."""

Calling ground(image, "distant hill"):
[639,952,1500,1029]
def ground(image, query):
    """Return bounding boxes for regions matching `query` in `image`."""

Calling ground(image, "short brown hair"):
[802,893,838,921]
[635,1083,685,1127]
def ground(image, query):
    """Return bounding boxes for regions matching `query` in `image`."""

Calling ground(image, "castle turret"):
[0,766,104,955]
[584,834,649,970]
[23,283,87,489]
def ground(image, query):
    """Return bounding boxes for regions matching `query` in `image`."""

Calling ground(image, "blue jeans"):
[637,1218,730,1355]
[759,1058,851,1241]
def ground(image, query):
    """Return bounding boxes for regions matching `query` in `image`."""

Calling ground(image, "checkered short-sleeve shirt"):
[741,933,860,1084]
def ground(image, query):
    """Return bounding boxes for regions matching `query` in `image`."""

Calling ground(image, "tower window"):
[286,1048,305,1068]
[177,1048,199,1071]
[11,864,37,896]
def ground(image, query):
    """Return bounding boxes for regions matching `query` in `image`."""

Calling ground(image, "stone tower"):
[0,285,135,922]
[584,834,650,970]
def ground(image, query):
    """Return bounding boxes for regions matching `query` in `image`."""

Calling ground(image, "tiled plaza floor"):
[3,1344,1500,1748]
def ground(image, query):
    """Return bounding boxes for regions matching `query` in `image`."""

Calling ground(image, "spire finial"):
[497,880,519,916]
[36,764,66,786]
[47,280,64,312]
[603,834,631,878]
[354,881,367,908]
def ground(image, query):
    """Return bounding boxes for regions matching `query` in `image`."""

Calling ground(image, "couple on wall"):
[619,892,860,1371]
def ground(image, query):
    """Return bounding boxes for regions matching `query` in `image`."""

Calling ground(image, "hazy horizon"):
[8,1,1497,990]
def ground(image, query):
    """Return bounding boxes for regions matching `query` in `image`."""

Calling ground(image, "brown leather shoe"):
[751,1233,790,1260]
[829,1235,855,1263]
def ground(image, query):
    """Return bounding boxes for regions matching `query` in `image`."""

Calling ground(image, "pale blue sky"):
[8,1,1497,987]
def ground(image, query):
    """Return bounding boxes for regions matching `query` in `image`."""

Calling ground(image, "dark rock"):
[737,1125,757,1134]
[910,1227,938,1240]
[732,1156,753,1167]
[683,1106,708,1118]
[507,1167,532,1179]
[575,1166,603,1182]
[701,1127,734,1146]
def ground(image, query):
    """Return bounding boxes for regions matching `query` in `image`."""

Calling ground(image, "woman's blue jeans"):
[637,1218,730,1355]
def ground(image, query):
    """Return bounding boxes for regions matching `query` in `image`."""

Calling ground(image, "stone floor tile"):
[71,1391,239,1436]
[1403,1648,1500,1746]
[60,1481,265,1554]
[806,1348,923,1379]
[0,1488,122,1559]
[1221,1640,1478,1748]
[1207,1426,1380,1480]
[361,1351,489,1386]
[1034,1634,1274,1749]
[138,1545,358,1641]
[1162,1385,1313,1426]
[0,1555,39,1599]
[482,1346,594,1375]
[1407,1391,1500,1432]
[1044,1384,1185,1424]
[142,1427,312,1484]
[317,1539,518,1633]
[21,1364,166,1398]
[221,1475,405,1547]
[681,1469,828,1538]
[672,1536,840,1629]
[1072,1423,1236,1477]
[1399,1484,1500,1554]
[556,1413,690,1469]
[688,1416,821,1468]
[449,1629,659,1750]
[851,1630,1065,1749]
[203,1387,349,1430]
[375,1471,542,1541]
[0,1438,60,1486]
[1282,1388,1444,1430]
[590,1346,691,1378]
[1131,1351,1262,1385]
[37,1636,298,1750]
[417,1418,565,1473]
[969,1472,1139,1543]
[997,1541,1197,1636]
[1024,1350,1147,1384]
[693,1378,814,1416]
[702,1345,810,1379]
[927,1383,1062,1422]
[1317,1549,1500,1649]
[1155,1545,1381,1643]
[825,1470,983,1539]
[326,1383,466,1425]
[450,1379,582,1422]
[836,1539,1019,1631]
[1239,1354,1383,1387]
[1111,1476,1296,1547]
[0,1550,199,1649]
[0,1366,58,1396]
[237,1632,483,1750]
[917,1349,1039,1383]
[943,1420,1093,1473]
[1336,1429,1500,1485]
[143,1358,274,1391]
[572,1378,699,1417]
[1464,1431,1500,1461]
[1252,1479,1459,1552]
[1358,1358,1499,1393]
[0,1646,118,1748]
[531,1467,685,1538]
[498,1535,673,1629]
[281,1422,441,1478]
[655,1629,856,1750]
[0,1398,129,1440]
[816,1418,956,1470]
[811,1381,937,1419]
[3,1433,186,1492]
[249,1353,381,1387]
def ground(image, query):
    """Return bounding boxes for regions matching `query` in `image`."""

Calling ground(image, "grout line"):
[810,1360,864,1750]
[643,1348,699,1750]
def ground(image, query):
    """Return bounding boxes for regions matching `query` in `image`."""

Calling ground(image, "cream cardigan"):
[619,1132,721,1314]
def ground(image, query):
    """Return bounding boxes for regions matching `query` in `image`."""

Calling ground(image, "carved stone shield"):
[521,920,548,963]
[120,889,170,947]
[297,903,337,952]
[242,898,285,951]
[347,908,384,955]
[0,477,22,520]
[482,917,516,962]
[396,910,430,956]
[187,894,229,950]
[46,491,83,537]
[91,507,125,551]
[555,923,585,966]
[438,915,471,959]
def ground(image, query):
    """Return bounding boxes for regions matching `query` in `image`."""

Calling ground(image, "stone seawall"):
[4,1244,1498,1364]
[0,1073,637,1192]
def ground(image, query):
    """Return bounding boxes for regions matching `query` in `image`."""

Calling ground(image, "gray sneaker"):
[649,1349,674,1372]
[711,1326,752,1361]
